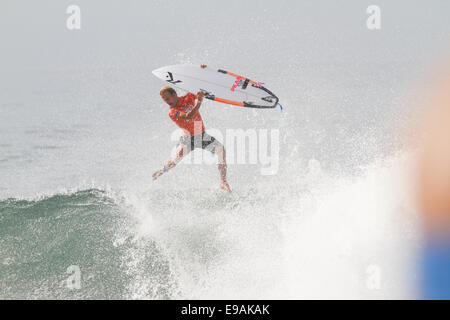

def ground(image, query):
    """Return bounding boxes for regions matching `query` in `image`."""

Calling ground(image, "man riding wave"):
[152,64,231,192]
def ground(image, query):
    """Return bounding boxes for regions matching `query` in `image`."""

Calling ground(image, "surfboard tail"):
[216,68,279,109]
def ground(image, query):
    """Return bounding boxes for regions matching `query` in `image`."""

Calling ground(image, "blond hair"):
[160,86,177,96]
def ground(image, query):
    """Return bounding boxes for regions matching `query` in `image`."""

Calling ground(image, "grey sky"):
[1,0,449,75]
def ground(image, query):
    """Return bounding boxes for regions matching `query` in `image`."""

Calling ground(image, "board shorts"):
[177,131,221,152]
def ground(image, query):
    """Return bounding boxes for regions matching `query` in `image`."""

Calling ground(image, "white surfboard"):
[152,64,279,109]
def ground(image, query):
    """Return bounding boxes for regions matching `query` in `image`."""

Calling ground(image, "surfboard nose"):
[152,67,166,76]
[152,64,182,76]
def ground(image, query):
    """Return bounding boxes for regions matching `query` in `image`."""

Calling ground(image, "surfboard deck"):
[152,64,279,109]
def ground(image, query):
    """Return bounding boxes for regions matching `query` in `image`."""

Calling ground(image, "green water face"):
[0,189,176,299]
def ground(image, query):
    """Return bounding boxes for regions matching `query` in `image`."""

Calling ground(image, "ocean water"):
[1,0,449,299]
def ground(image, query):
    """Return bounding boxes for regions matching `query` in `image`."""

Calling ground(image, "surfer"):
[152,65,231,192]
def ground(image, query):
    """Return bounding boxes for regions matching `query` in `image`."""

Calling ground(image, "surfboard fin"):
[278,103,283,112]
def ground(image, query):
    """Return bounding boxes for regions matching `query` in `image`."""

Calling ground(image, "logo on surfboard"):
[230,77,244,92]
[165,72,182,84]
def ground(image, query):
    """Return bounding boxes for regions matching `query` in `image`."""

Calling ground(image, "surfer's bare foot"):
[220,180,231,193]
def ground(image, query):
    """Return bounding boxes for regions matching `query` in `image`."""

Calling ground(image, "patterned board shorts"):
[177,131,221,152]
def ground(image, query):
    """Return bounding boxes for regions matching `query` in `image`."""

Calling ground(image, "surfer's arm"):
[176,92,204,120]
[177,102,201,120]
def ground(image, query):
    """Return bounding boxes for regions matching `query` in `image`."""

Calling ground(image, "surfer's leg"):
[168,143,190,168]
[211,144,231,192]
[152,143,190,180]
[212,145,227,178]
[201,132,231,192]
[161,139,190,172]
